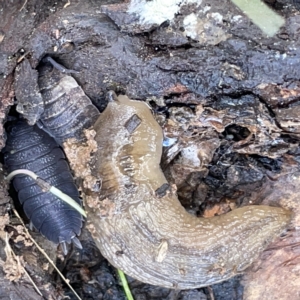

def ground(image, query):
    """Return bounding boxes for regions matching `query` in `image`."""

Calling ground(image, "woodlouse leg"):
[60,242,68,255]
[71,237,82,249]
[29,221,34,231]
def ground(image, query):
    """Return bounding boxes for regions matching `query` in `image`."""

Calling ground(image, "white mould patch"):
[210,12,223,24]
[127,0,200,25]
[180,144,201,168]
[201,5,211,14]
[183,13,198,40]
[183,11,230,45]
[232,15,243,23]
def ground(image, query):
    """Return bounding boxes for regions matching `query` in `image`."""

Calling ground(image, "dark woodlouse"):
[37,59,100,143]
[3,120,83,251]
[15,58,100,143]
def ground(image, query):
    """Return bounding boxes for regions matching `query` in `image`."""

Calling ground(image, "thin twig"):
[12,209,82,300]
[117,269,134,300]
[17,51,30,63]
[6,169,87,218]
[19,0,28,11]
[206,286,215,300]
[64,0,71,8]
[4,232,43,296]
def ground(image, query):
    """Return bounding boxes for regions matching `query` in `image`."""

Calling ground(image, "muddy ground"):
[1,0,300,299]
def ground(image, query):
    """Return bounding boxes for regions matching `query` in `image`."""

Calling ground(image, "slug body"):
[86,94,291,289]
[3,120,83,245]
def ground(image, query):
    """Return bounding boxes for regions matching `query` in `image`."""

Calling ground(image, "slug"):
[85,93,291,289]
[3,120,83,253]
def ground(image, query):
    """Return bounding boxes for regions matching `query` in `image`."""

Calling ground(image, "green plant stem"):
[231,0,285,36]
[6,169,87,218]
[117,269,134,300]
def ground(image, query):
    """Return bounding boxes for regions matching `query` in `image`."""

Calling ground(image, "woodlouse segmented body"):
[37,61,100,143]
[3,120,83,245]
[15,58,100,143]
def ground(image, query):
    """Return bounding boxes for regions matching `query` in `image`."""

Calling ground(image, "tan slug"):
[86,93,291,289]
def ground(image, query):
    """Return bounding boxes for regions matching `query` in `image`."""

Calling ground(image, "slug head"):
[93,93,165,187]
